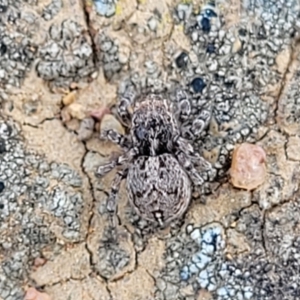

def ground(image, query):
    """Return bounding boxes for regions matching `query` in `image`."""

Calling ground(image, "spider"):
[96,88,212,227]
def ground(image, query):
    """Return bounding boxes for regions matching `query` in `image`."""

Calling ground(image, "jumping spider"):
[96,89,212,226]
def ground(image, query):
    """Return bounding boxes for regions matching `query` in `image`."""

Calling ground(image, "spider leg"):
[175,137,211,169]
[96,147,137,227]
[191,108,211,137]
[106,168,128,227]
[100,129,132,150]
[181,108,211,140]
[96,147,137,178]
[172,88,211,140]
[172,88,192,122]
[117,89,136,126]
[174,137,212,186]
[176,151,205,186]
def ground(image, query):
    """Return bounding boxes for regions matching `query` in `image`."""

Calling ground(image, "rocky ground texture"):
[0,0,300,299]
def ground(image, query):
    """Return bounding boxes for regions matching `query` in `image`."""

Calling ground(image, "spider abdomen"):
[126,153,191,226]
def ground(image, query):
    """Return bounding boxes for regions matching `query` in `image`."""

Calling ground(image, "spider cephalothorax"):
[131,96,179,156]
[96,90,212,226]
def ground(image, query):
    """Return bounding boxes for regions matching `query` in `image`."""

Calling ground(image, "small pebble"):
[94,0,116,17]
[78,118,95,141]
[191,77,206,93]
[230,143,267,190]
[175,52,189,69]
[186,224,194,235]
[119,47,131,64]
[232,38,242,53]
[62,91,76,106]
[201,17,211,33]
[100,114,125,135]
[148,17,158,32]
[67,103,86,120]
[0,42,7,55]
[0,139,6,153]
[0,181,5,193]
[238,28,247,36]
[33,257,47,268]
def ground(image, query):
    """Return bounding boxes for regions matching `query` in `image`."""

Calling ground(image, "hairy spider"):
[96,89,212,226]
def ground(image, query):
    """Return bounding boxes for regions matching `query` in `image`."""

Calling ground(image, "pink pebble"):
[230,143,267,190]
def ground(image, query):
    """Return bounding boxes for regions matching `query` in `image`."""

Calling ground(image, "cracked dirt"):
[1,0,300,299]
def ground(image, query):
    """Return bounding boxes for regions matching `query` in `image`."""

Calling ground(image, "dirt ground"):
[1,0,300,299]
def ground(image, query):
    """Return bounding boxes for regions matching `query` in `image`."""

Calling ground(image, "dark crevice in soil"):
[81,0,100,69]
[79,142,99,268]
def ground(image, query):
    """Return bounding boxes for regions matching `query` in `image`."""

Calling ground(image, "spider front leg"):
[117,89,136,126]
[172,88,192,122]
[181,108,211,140]
[100,129,132,151]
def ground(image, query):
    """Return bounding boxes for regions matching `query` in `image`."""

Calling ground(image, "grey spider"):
[96,89,212,227]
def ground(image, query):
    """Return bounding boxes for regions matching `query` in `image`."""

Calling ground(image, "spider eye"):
[135,125,148,140]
